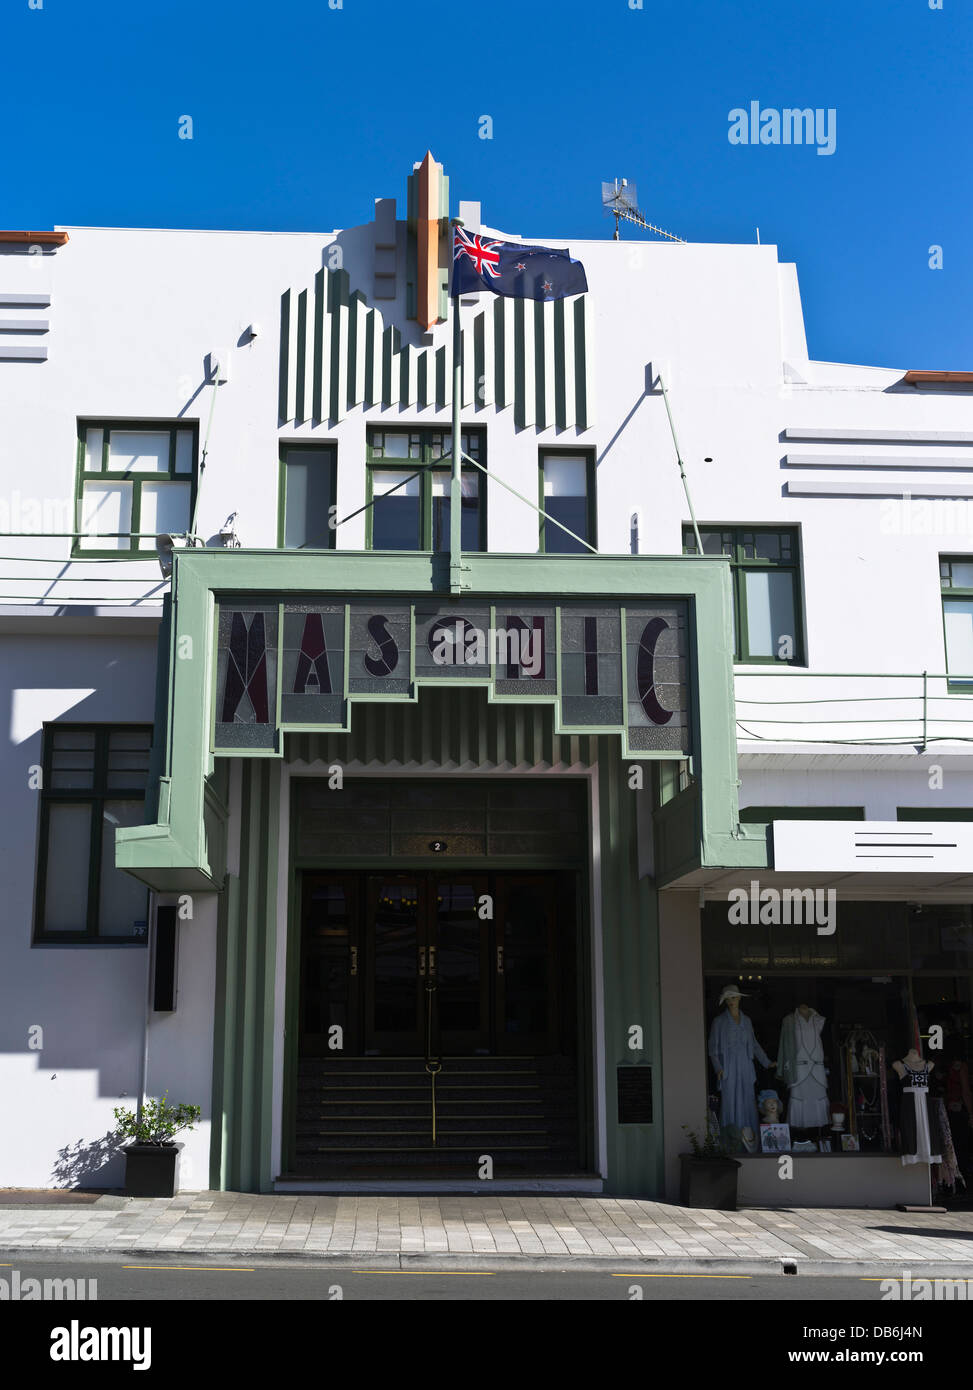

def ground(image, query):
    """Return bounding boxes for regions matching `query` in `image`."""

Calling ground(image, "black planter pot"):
[122,1143,182,1198]
[679,1154,742,1210]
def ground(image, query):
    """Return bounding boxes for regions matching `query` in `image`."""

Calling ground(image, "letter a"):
[178,115,193,140]
[727,109,748,146]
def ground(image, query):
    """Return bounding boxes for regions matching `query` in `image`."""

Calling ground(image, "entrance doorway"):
[299,871,571,1058]
[293,869,583,1176]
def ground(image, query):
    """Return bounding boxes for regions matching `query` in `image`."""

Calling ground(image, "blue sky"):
[7,0,971,369]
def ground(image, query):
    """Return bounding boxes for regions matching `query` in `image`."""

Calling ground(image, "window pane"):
[51,729,96,790]
[944,598,973,677]
[372,470,421,550]
[99,801,149,937]
[137,481,192,548]
[107,430,170,473]
[753,532,781,561]
[79,481,133,551]
[947,561,973,588]
[546,497,589,554]
[744,569,796,658]
[284,451,333,549]
[174,430,194,474]
[432,474,479,551]
[107,729,152,790]
[377,433,412,459]
[43,803,92,931]
[686,528,732,557]
[440,431,480,462]
[84,428,104,472]
[542,455,586,497]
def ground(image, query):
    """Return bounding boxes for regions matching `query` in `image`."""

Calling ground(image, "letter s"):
[364,615,399,677]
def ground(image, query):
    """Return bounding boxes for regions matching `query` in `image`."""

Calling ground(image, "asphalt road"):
[0,1252,930,1300]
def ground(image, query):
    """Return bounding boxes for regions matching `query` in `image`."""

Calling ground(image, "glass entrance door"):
[300,870,571,1058]
[361,874,490,1055]
[365,876,424,1054]
[495,874,561,1054]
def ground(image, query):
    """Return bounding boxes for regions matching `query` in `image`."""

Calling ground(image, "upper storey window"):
[538,451,596,554]
[74,422,197,558]
[279,444,336,549]
[682,525,805,665]
[366,427,484,551]
[941,556,973,689]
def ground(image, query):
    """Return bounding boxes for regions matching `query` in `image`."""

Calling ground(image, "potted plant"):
[679,1123,742,1210]
[113,1094,201,1198]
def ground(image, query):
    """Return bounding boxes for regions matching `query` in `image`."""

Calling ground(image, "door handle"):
[349,946,358,977]
[428,945,436,977]
[496,945,504,974]
[418,946,426,977]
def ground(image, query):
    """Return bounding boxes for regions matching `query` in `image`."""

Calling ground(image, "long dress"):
[708,1008,772,1133]
[779,1010,830,1128]
[899,1064,943,1167]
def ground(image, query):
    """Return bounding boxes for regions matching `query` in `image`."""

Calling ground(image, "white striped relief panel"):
[279,269,593,430]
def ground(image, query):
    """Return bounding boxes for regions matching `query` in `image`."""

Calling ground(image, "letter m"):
[782,887,815,924]
[782,109,814,145]
[935,1278,967,1300]
[43,1278,74,1300]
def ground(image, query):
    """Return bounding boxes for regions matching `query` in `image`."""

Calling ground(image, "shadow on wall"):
[50,1130,124,1190]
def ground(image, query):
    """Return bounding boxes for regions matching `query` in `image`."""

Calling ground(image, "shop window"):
[279,444,336,549]
[366,428,484,551]
[33,726,152,944]
[940,556,973,688]
[539,451,596,554]
[702,901,973,1158]
[682,525,804,664]
[909,904,973,971]
[704,973,912,1153]
[74,422,197,557]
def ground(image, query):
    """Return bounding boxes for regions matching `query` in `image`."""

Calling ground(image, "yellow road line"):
[610,1272,752,1279]
[122,1265,255,1272]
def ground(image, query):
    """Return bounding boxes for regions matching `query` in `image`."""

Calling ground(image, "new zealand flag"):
[451,226,588,301]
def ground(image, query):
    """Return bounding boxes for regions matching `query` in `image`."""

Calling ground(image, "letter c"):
[637,617,673,724]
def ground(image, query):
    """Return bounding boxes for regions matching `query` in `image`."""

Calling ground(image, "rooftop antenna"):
[601,178,687,244]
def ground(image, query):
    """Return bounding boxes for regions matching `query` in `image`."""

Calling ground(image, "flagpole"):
[449,218,464,594]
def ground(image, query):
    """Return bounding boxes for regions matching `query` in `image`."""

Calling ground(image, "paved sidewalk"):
[2,1193,973,1272]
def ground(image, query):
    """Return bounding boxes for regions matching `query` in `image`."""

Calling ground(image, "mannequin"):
[708,984,773,1136]
[892,1049,943,1168]
[776,1002,830,1130]
[758,1090,784,1124]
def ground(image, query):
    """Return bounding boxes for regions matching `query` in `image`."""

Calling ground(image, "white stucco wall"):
[0,631,214,1188]
[1,201,971,1190]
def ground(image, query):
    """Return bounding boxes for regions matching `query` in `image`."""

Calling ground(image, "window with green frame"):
[682,525,804,664]
[74,422,198,558]
[366,427,485,551]
[278,443,337,549]
[538,450,596,554]
[940,557,973,688]
[33,725,152,944]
